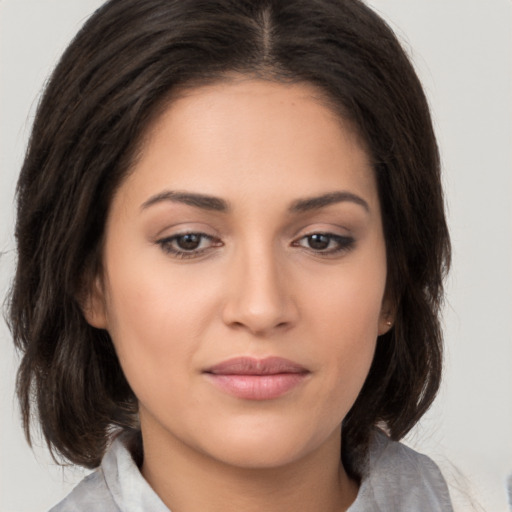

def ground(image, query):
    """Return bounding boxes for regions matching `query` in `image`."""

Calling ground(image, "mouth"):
[203,356,310,400]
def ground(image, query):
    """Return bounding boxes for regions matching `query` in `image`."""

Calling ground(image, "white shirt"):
[50,431,453,511]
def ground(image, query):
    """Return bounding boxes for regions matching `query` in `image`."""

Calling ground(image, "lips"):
[203,357,310,400]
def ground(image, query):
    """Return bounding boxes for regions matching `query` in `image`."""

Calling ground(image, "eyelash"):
[157,233,222,259]
[156,232,355,259]
[292,233,355,256]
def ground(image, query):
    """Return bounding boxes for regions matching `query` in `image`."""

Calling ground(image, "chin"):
[191,417,341,470]
[204,440,309,470]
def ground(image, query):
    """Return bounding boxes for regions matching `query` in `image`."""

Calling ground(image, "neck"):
[140,425,358,512]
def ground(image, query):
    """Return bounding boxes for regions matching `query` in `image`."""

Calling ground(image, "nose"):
[221,244,299,336]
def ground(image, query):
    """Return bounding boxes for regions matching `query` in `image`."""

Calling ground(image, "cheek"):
[314,287,380,387]
[101,253,215,397]
[305,251,386,342]
[305,308,379,439]
[302,254,386,399]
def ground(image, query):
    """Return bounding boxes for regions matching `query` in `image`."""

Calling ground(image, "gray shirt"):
[50,431,453,511]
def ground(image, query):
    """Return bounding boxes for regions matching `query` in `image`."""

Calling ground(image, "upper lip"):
[204,356,309,375]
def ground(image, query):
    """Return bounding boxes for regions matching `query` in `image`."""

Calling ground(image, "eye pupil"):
[308,234,330,250]
[177,234,201,250]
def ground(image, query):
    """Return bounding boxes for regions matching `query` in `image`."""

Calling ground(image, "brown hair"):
[9,0,450,474]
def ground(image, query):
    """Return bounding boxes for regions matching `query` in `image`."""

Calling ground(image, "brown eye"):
[157,232,222,258]
[176,233,202,250]
[293,232,355,256]
[307,234,330,250]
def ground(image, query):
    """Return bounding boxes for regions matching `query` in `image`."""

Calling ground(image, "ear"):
[378,294,395,336]
[80,274,108,329]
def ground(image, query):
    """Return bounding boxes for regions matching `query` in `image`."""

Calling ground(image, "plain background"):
[1,1,511,511]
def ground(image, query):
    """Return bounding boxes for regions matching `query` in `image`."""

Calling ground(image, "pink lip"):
[203,357,309,400]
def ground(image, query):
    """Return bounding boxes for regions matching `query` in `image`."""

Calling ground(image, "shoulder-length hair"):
[9,0,450,474]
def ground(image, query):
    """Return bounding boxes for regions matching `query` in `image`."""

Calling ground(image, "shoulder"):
[349,430,454,512]
[49,468,119,512]
[48,432,168,512]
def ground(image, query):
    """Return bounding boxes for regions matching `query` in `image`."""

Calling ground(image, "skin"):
[85,77,392,512]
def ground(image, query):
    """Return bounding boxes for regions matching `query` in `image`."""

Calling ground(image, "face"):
[85,78,392,470]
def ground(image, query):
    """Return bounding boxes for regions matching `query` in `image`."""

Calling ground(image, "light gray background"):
[1,1,511,511]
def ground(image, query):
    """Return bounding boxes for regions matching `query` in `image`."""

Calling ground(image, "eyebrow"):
[140,189,369,214]
[289,191,370,213]
[141,191,229,212]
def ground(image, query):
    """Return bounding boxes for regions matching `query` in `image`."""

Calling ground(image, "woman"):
[9,0,452,510]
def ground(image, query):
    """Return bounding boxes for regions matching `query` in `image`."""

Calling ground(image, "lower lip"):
[204,373,308,400]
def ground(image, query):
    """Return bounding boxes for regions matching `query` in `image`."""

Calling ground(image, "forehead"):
[115,78,378,214]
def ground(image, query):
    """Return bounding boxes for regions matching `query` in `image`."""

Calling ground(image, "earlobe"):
[378,295,396,336]
[378,314,394,336]
[80,275,108,329]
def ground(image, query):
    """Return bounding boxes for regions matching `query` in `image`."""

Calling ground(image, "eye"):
[293,233,355,255]
[157,232,222,258]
